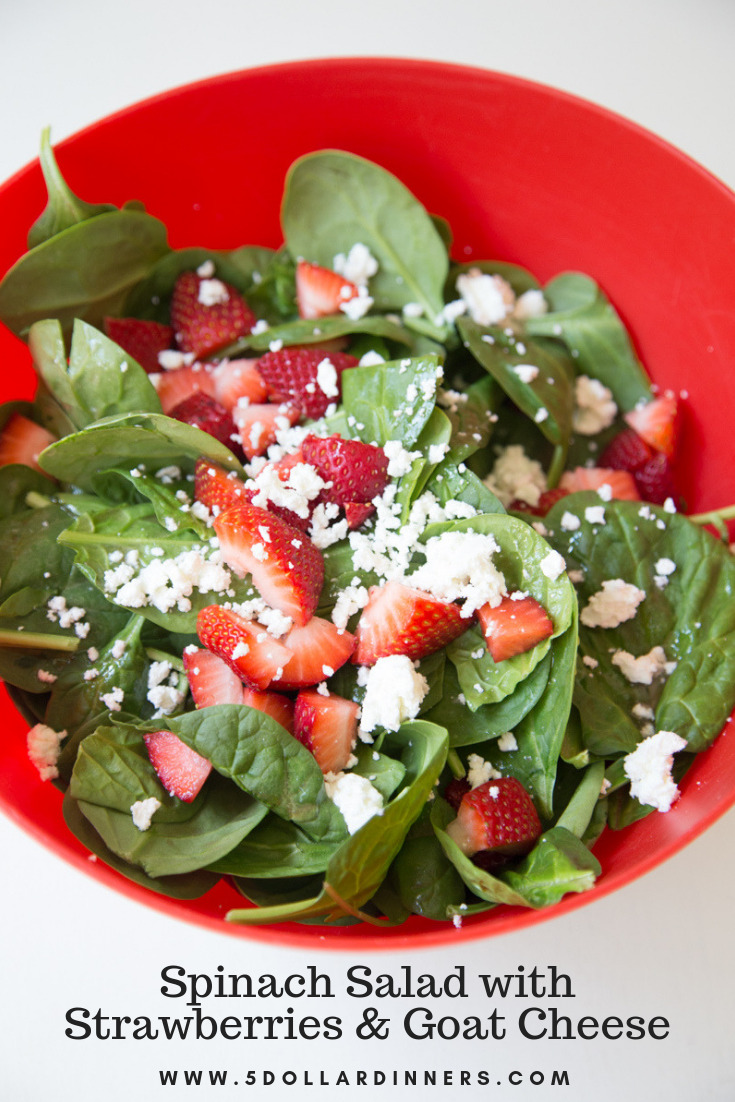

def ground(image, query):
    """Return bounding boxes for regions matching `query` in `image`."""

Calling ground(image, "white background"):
[2,2,735,1099]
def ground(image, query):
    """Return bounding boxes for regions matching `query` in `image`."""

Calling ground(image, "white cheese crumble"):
[560,511,581,532]
[467,753,501,787]
[584,505,606,525]
[497,731,518,752]
[332,243,379,287]
[101,687,124,712]
[340,287,373,320]
[513,364,539,384]
[383,439,421,478]
[513,289,548,319]
[580,579,646,629]
[27,723,65,781]
[316,358,339,398]
[36,669,57,684]
[456,269,515,326]
[572,376,618,435]
[131,797,162,832]
[324,771,384,834]
[655,558,676,576]
[540,549,566,581]
[198,278,230,306]
[623,730,687,812]
[359,655,429,737]
[611,646,677,685]
[483,445,547,508]
[407,530,507,617]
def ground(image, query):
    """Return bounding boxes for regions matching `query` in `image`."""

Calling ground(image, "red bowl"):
[2,58,735,949]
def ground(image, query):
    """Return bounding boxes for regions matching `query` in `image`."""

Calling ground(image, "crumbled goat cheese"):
[580,579,646,629]
[540,550,566,581]
[157,350,195,371]
[534,407,549,424]
[198,278,229,306]
[359,350,386,366]
[573,376,618,435]
[340,286,373,320]
[436,299,467,326]
[324,771,384,834]
[513,289,548,319]
[456,269,515,326]
[408,530,507,617]
[655,557,676,576]
[513,364,539,384]
[107,549,231,614]
[467,753,502,787]
[36,669,57,684]
[585,505,606,526]
[497,732,518,752]
[359,655,429,736]
[483,445,547,508]
[582,655,599,669]
[623,730,687,812]
[196,259,215,278]
[331,582,370,631]
[101,687,125,712]
[383,439,421,478]
[27,723,65,781]
[611,646,676,685]
[332,243,379,287]
[632,702,656,721]
[131,797,162,832]
[560,511,581,532]
[428,442,450,464]
[111,639,127,659]
[148,684,186,715]
[402,302,424,319]
[250,461,325,520]
[316,358,339,398]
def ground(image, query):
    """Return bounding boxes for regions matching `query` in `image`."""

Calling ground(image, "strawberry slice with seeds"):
[478,594,554,662]
[559,466,640,500]
[232,401,301,461]
[213,503,324,626]
[271,617,356,690]
[353,581,469,666]
[634,452,678,505]
[183,646,245,707]
[344,501,375,529]
[170,392,239,450]
[256,347,358,419]
[446,777,542,859]
[154,363,216,414]
[211,358,268,411]
[194,458,250,514]
[170,271,256,359]
[103,317,173,373]
[0,414,55,472]
[242,688,295,734]
[624,395,678,459]
[599,427,655,472]
[196,606,294,689]
[294,690,359,774]
[301,434,390,505]
[295,260,359,319]
[144,729,211,803]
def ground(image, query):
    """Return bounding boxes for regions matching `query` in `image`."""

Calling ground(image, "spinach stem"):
[546,444,567,490]
[447,748,465,779]
[0,630,79,652]
[144,647,185,672]
[689,504,735,530]
[24,491,53,510]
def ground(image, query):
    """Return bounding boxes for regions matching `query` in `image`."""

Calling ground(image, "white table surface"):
[2,2,735,1099]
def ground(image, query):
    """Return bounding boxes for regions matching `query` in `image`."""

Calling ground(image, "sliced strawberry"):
[196,606,293,690]
[211,358,268,411]
[294,690,359,774]
[255,347,358,419]
[295,260,359,319]
[444,777,471,811]
[103,317,173,373]
[154,363,216,414]
[634,452,678,505]
[213,503,324,626]
[353,581,468,666]
[301,434,390,505]
[170,392,239,450]
[624,395,678,459]
[559,466,640,500]
[242,688,295,734]
[446,777,542,859]
[599,427,655,472]
[183,646,245,708]
[232,401,301,461]
[0,414,55,472]
[271,617,356,690]
[344,501,375,529]
[478,594,554,663]
[194,458,250,514]
[170,270,256,359]
[144,729,211,803]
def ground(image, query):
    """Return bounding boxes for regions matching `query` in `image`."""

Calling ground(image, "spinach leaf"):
[341,355,443,449]
[27,129,117,249]
[350,744,406,801]
[282,151,448,319]
[554,761,606,837]
[439,374,501,466]
[207,817,338,878]
[0,463,58,521]
[389,833,466,920]
[228,314,411,357]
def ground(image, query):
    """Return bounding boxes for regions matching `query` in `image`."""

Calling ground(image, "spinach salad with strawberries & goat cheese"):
[0,138,734,928]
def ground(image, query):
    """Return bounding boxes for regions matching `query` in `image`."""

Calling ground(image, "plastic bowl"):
[2,58,735,949]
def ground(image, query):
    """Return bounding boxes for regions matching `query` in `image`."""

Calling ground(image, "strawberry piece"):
[155,363,216,414]
[447,777,542,859]
[103,317,173,373]
[183,646,245,708]
[508,488,569,516]
[294,689,359,774]
[194,458,250,514]
[170,392,239,450]
[0,414,55,472]
[478,594,554,663]
[211,358,268,411]
[271,617,356,690]
[255,347,358,419]
[295,260,359,319]
[213,503,324,626]
[634,452,678,505]
[599,427,655,472]
[301,434,390,505]
[170,271,256,359]
[344,501,375,529]
[232,401,301,461]
[196,606,293,690]
[624,395,678,459]
[242,688,295,734]
[144,729,211,803]
[444,777,471,811]
[353,580,468,666]
[559,466,640,500]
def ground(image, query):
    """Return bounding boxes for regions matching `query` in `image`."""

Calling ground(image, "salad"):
[0,137,734,929]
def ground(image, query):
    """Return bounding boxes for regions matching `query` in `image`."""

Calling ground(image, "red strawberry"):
[344,501,375,529]
[170,271,256,359]
[170,392,239,450]
[478,594,554,663]
[446,777,542,859]
[295,260,359,319]
[144,729,211,803]
[599,427,655,472]
[294,690,359,775]
[624,395,678,459]
[271,617,356,690]
[213,503,324,626]
[242,688,295,734]
[559,466,640,500]
[0,414,55,472]
[103,317,173,373]
[194,458,250,514]
[634,452,678,505]
[301,434,390,505]
[154,363,216,414]
[353,581,469,666]
[211,358,268,411]
[183,646,245,707]
[196,606,293,690]
[232,401,301,461]
[255,347,358,419]
[444,777,471,811]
